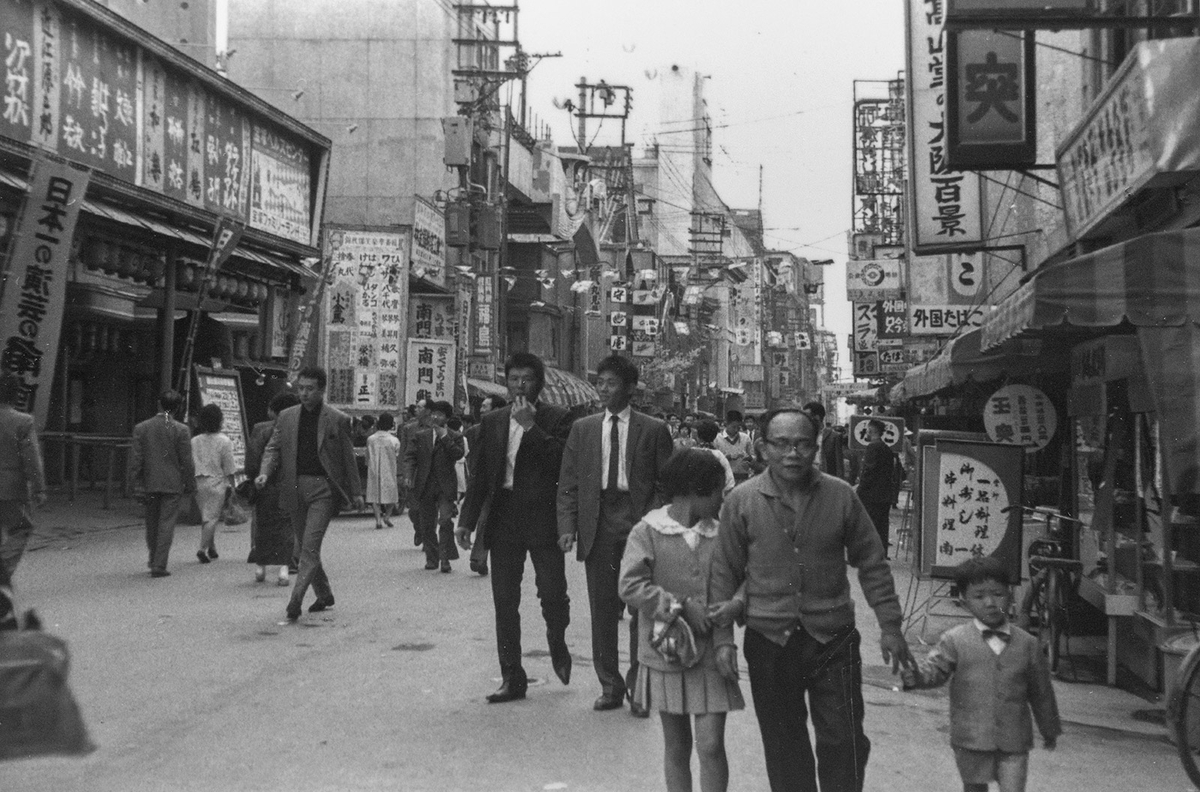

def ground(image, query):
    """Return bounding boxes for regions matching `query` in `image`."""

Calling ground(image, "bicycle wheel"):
[1170,644,1200,787]
[1045,570,1062,673]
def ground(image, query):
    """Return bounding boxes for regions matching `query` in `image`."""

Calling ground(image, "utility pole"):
[572,78,633,154]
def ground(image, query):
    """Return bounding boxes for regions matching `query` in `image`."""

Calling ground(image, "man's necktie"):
[981,629,1011,643]
[606,415,620,492]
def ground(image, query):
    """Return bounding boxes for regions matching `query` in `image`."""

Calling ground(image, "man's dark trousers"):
[863,500,891,550]
[744,625,870,792]
[584,491,639,698]
[488,490,570,686]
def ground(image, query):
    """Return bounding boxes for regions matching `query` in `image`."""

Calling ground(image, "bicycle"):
[1169,630,1200,786]
[1014,507,1084,675]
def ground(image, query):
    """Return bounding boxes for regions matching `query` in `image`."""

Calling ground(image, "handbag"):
[0,629,95,760]
[648,601,700,669]
[220,488,250,525]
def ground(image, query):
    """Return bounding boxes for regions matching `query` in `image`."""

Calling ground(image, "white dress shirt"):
[504,409,527,489]
[974,619,1011,655]
[601,406,632,491]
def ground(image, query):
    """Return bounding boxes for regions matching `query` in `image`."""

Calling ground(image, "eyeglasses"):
[765,437,817,455]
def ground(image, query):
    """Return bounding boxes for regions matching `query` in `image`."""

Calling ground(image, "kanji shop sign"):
[946,29,1036,169]
[404,338,455,406]
[0,156,90,429]
[321,226,410,410]
[846,258,903,301]
[905,0,984,253]
[1057,39,1200,241]
[983,383,1057,452]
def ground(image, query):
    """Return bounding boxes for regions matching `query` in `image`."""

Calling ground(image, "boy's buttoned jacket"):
[909,622,1062,752]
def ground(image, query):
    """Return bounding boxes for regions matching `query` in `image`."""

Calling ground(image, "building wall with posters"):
[225,0,460,227]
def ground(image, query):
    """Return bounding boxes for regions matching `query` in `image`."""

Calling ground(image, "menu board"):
[195,366,250,477]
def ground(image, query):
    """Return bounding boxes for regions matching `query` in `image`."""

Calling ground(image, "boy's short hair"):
[725,410,743,423]
[296,366,327,389]
[596,354,639,387]
[429,400,454,418]
[695,420,719,443]
[660,448,726,499]
[376,412,395,431]
[954,556,1011,592]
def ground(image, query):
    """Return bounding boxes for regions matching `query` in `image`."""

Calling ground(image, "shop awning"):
[466,378,508,399]
[981,227,1200,351]
[540,366,599,408]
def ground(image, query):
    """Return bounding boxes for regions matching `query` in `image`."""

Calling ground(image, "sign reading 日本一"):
[321,227,410,410]
[0,157,90,429]
[905,0,984,252]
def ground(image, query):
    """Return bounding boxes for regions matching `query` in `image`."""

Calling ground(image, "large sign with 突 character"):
[946,28,1036,170]
[905,0,985,253]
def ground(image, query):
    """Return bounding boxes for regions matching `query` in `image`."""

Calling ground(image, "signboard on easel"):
[919,438,1024,581]
[194,366,250,477]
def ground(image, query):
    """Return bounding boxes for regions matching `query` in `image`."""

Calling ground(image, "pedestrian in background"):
[0,371,47,627]
[256,366,364,622]
[619,448,745,792]
[406,401,464,572]
[366,412,400,531]
[245,390,300,585]
[129,389,194,578]
[192,403,237,564]
[711,408,913,792]
[692,420,736,495]
[447,415,469,502]
[558,354,674,717]
[714,410,755,483]
[902,557,1061,792]
[398,400,431,542]
[803,401,847,481]
[856,418,898,556]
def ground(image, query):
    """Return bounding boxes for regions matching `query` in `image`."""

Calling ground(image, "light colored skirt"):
[194,477,228,524]
[633,657,745,716]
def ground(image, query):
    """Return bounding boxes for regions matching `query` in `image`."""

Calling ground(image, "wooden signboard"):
[919,438,1024,581]
[194,366,250,477]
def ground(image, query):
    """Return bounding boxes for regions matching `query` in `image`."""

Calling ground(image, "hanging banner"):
[454,275,472,411]
[411,196,446,288]
[474,271,494,355]
[287,270,329,383]
[0,156,91,428]
[321,226,410,409]
[404,338,455,406]
[905,0,985,252]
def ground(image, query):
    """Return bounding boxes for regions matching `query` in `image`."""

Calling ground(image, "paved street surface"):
[2,497,1187,791]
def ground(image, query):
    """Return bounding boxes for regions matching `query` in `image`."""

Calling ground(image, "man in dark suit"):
[0,372,47,627]
[128,389,194,578]
[804,401,847,481]
[558,355,673,715]
[405,400,465,572]
[398,400,429,540]
[464,395,506,576]
[456,352,573,703]
[857,418,898,554]
[256,367,364,622]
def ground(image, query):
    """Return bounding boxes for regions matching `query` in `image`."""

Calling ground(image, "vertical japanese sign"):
[0,156,90,428]
[0,1,36,141]
[455,275,473,410]
[404,338,455,406]
[905,0,984,252]
[31,1,61,151]
[249,123,312,245]
[204,93,249,217]
[321,227,409,410]
[474,270,494,355]
[920,440,1023,581]
[287,270,328,383]
[411,196,446,288]
[947,28,1035,169]
[140,54,165,190]
[608,283,630,352]
[407,294,454,340]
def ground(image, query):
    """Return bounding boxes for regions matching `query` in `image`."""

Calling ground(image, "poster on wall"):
[195,366,249,478]
[411,196,447,288]
[321,226,410,410]
[249,123,312,245]
[919,439,1024,581]
[404,338,456,406]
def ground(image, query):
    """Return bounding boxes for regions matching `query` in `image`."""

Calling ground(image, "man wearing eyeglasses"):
[710,407,914,792]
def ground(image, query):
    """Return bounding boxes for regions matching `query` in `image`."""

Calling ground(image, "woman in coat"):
[245,391,300,583]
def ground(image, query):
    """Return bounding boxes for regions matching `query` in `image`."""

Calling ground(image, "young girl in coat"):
[619,448,744,792]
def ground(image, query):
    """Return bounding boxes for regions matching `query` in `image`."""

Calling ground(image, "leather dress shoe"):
[308,595,335,613]
[150,569,171,578]
[485,680,527,704]
[593,693,624,711]
[469,561,489,576]
[424,559,439,570]
[550,648,572,685]
[440,560,451,573]
[285,603,302,622]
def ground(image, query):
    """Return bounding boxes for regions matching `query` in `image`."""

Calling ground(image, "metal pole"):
[577,78,588,151]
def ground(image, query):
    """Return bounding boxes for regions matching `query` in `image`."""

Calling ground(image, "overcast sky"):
[518,0,906,381]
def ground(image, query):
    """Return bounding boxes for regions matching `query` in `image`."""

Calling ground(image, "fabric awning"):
[466,378,508,399]
[540,366,599,408]
[981,227,1200,351]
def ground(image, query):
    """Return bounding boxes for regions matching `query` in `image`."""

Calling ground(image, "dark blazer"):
[819,426,846,480]
[260,403,363,513]
[464,422,483,481]
[856,437,896,504]
[405,427,465,498]
[129,412,195,495]
[459,402,572,548]
[557,409,673,561]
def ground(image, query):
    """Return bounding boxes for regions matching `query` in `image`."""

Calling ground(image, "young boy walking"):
[903,557,1061,792]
